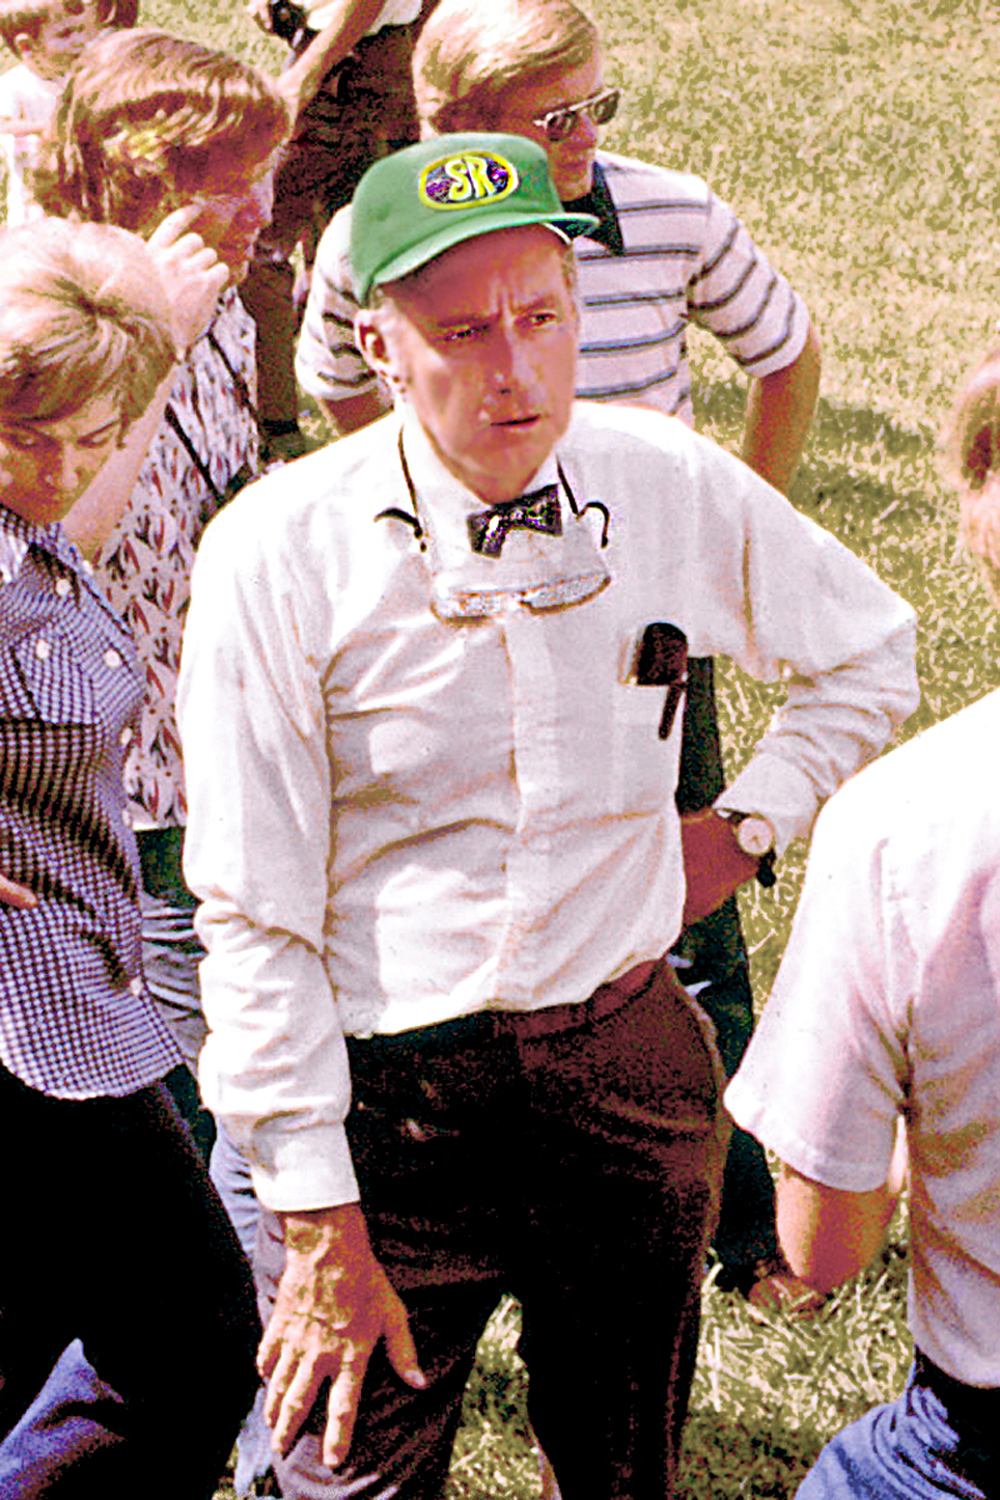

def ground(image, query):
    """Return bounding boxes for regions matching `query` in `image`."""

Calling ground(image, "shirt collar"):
[400,406,559,528]
[563,161,624,257]
[398,410,609,619]
[0,503,81,584]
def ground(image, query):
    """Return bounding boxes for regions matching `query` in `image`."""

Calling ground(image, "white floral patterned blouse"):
[96,288,259,829]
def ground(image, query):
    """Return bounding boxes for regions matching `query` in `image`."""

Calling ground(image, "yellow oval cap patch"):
[418,151,519,211]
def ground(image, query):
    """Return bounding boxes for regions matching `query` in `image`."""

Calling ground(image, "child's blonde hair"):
[413,0,599,134]
[0,216,175,430]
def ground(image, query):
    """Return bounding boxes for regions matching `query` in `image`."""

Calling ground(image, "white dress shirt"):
[726,689,1000,1386]
[178,401,917,1211]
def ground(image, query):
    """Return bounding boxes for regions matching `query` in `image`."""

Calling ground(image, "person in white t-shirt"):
[0,0,135,225]
[725,351,1000,1497]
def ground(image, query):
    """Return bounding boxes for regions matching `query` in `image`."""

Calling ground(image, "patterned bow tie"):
[467,484,562,558]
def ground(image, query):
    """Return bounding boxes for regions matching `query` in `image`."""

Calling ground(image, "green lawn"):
[16,0,998,1493]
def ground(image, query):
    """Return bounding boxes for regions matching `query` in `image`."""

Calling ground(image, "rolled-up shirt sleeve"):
[178,502,358,1212]
[664,433,919,849]
[724,783,906,1192]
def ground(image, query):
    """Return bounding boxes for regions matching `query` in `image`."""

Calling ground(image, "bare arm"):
[64,207,229,560]
[269,0,386,126]
[0,874,37,909]
[259,1201,425,1467]
[776,1125,907,1294]
[742,321,822,495]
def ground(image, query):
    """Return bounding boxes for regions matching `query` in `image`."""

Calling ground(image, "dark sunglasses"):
[531,86,620,144]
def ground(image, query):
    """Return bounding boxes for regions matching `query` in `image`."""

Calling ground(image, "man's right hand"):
[259,1201,426,1468]
[146,205,230,355]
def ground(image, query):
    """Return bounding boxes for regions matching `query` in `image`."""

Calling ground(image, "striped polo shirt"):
[295,149,810,427]
[570,153,810,423]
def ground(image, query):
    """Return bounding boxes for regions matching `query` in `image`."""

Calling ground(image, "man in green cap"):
[179,133,916,1500]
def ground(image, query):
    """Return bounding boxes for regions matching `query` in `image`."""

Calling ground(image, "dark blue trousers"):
[0,1066,260,1499]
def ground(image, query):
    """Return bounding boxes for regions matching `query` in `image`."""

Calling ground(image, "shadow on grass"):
[695,373,938,528]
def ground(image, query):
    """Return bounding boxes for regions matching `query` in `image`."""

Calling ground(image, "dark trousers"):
[257,959,728,1500]
[674,657,779,1288]
[242,22,421,426]
[0,1065,261,1498]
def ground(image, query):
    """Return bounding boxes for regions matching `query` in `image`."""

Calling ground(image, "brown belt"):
[502,958,662,1039]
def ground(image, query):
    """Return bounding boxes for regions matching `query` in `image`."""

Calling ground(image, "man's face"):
[0,392,123,527]
[361,225,578,504]
[18,0,103,82]
[493,50,606,201]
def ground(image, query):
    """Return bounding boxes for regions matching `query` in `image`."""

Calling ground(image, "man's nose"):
[490,327,535,394]
[566,106,599,149]
[47,445,82,493]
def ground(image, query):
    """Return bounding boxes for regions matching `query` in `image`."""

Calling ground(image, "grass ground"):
[11,0,996,1493]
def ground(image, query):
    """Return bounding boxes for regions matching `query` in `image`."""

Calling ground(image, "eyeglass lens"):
[544,88,619,142]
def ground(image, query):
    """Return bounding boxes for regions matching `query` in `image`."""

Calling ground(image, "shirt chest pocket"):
[6,631,98,726]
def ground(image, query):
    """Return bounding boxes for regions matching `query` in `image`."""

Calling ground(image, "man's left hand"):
[680,809,761,928]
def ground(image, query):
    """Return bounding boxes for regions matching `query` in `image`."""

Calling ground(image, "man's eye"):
[80,429,118,451]
[441,326,480,343]
[2,430,46,453]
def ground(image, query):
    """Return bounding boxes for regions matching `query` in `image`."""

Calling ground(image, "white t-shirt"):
[727,688,1000,1387]
[301,0,421,33]
[0,64,60,225]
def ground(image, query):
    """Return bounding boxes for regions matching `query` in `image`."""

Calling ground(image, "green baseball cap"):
[350,132,599,305]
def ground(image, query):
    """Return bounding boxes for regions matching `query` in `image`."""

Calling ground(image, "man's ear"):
[355,308,388,374]
[355,307,406,392]
[13,32,36,61]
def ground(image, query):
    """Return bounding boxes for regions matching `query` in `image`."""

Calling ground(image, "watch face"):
[737,817,774,858]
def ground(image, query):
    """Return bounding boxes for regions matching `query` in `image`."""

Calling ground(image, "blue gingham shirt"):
[0,503,180,1098]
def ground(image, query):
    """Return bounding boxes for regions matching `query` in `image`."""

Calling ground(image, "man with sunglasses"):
[297,0,819,487]
[297,0,823,1307]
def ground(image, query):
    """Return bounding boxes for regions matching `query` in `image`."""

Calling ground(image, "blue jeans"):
[797,1356,998,1499]
[211,1123,274,1495]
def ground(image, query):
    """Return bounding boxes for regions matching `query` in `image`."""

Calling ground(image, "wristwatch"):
[720,811,777,888]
